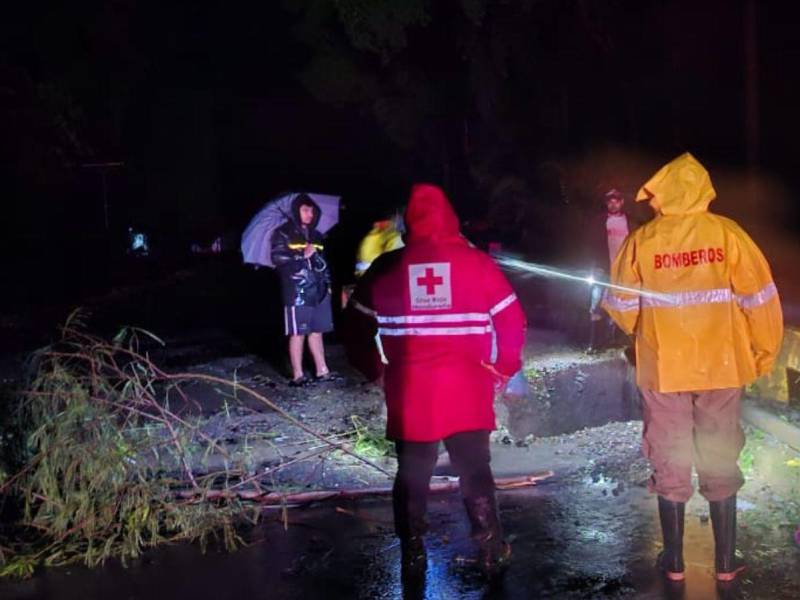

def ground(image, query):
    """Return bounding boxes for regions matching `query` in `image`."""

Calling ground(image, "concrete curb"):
[742,399,800,452]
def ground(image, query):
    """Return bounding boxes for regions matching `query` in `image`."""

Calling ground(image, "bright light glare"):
[494,254,669,300]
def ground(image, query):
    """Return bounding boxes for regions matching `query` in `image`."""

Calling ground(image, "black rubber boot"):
[392,470,428,575]
[464,496,511,577]
[400,533,426,568]
[395,509,427,574]
[656,496,685,581]
[710,495,745,582]
[396,512,427,576]
[399,532,427,600]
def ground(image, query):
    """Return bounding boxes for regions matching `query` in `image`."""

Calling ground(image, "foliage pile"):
[349,415,394,459]
[0,314,386,578]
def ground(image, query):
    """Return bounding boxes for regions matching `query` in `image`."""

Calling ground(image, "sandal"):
[288,376,312,387]
[314,371,343,382]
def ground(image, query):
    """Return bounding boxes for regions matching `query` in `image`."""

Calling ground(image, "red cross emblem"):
[409,262,451,310]
[416,267,443,295]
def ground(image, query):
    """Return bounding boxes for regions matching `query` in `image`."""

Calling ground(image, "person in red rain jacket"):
[347,184,526,577]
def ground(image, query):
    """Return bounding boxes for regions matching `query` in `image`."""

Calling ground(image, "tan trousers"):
[640,388,745,503]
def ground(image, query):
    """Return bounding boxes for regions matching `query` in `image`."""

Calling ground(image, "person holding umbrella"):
[271,193,339,386]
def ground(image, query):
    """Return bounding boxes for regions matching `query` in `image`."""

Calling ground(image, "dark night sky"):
[1,1,799,299]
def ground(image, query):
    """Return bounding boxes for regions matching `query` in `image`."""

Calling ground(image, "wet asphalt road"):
[2,471,795,600]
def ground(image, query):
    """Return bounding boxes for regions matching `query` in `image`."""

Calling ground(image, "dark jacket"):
[271,196,330,307]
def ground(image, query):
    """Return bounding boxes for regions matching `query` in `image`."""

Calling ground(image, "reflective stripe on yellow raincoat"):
[602,153,784,393]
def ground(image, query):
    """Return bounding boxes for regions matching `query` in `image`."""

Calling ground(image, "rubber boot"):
[393,472,428,576]
[395,506,427,574]
[400,557,426,600]
[399,531,427,600]
[656,496,686,582]
[400,533,426,569]
[710,495,745,582]
[396,511,427,577]
[464,496,511,577]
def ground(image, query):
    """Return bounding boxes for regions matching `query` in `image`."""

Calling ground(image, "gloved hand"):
[503,370,528,398]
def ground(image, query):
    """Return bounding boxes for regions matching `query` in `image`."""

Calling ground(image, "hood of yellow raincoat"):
[635,153,716,216]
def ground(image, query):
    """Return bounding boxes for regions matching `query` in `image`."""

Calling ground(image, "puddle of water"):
[0,480,796,599]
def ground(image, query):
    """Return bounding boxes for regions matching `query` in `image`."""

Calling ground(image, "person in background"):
[271,193,340,386]
[603,153,783,583]
[354,213,405,277]
[587,187,640,351]
[347,184,526,579]
[341,213,405,309]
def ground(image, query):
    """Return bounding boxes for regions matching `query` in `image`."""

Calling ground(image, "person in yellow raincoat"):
[354,216,405,278]
[340,215,406,369]
[603,153,783,583]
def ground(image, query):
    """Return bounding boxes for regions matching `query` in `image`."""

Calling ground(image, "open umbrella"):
[241,192,340,267]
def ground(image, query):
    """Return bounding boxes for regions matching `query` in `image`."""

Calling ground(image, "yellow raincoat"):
[354,220,404,277]
[603,153,783,392]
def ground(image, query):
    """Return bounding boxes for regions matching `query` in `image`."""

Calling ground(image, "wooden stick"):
[179,471,554,505]
[165,371,394,478]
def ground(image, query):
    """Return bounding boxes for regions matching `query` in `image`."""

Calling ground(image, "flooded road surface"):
[2,471,797,600]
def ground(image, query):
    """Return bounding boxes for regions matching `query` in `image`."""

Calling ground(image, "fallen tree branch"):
[179,471,555,505]
[165,372,394,478]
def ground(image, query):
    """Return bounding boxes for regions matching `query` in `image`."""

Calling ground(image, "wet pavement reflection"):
[0,476,795,599]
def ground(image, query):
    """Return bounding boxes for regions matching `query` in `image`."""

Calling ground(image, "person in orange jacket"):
[603,153,783,583]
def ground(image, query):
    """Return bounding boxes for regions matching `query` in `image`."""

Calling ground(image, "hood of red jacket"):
[404,184,461,243]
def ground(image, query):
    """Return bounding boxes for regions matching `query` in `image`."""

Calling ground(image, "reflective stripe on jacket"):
[352,185,526,441]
